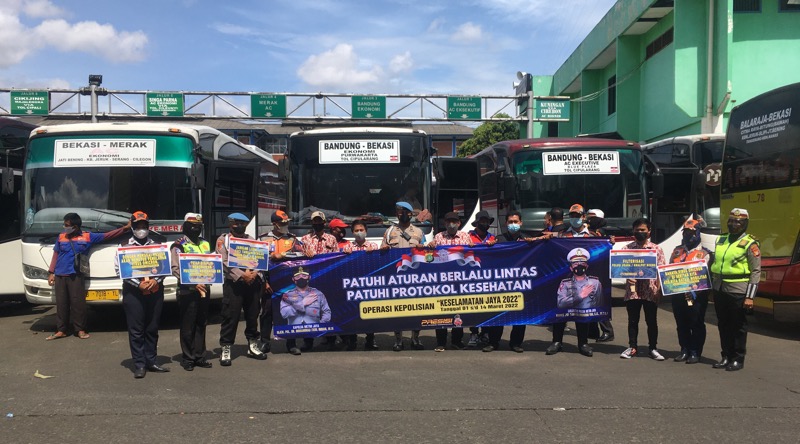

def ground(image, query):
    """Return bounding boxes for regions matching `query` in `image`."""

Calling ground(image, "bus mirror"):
[694,170,706,193]
[1,167,13,195]
[503,175,516,197]
[652,173,664,198]
[191,163,206,190]
[278,158,288,181]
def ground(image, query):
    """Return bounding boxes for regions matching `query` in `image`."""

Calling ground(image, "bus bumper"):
[22,276,209,305]
[754,297,800,323]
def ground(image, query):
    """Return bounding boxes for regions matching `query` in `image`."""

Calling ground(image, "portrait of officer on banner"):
[557,248,603,309]
[280,267,332,325]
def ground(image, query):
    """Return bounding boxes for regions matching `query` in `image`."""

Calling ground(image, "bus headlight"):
[23,265,50,280]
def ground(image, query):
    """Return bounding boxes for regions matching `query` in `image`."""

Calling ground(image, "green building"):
[528,0,800,142]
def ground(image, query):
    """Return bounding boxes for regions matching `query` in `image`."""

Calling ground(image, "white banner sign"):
[54,139,156,167]
[542,151,620,175]
[319,139,400,164]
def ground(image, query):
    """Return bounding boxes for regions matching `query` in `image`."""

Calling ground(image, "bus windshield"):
[512,148,644,220]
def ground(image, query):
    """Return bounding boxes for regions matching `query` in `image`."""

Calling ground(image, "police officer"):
[669,214,713,364]
[546,248,601,357]
[280,267,332,354]
[171,213,213,371]
[710,208,760,371]
[217,212,267,366]
[260,210,305,355]
[116,211,168,378]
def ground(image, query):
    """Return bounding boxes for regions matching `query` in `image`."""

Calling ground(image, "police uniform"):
[547,248,597,356]
[280,285,331,324]
[170,213,212,370]
[710,208,761,371]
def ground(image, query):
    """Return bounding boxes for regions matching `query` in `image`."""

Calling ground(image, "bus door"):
[431,158,480,233]
[203,161,259,245]
[651,166,706,242]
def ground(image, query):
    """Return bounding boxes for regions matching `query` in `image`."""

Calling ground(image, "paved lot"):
[1,293,799,443]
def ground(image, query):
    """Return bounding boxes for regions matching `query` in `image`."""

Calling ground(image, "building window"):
[547,121,559,137]
[779,0,800,12]
[733,0,761,12]
[607,75,617,115]
[645,27,673,60]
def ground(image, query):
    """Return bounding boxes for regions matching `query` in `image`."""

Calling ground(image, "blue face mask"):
[569,218,583,229]
[507,223,521,233]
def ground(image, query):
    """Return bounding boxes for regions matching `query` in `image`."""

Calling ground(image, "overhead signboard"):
[447,96,481,120]
[352,96,386,119]
[535,98,570,121]
[251,94,287,118]
[542,151,620,175]
[146,92,184,117]
[10,91,49,115]
[319,139,400,164]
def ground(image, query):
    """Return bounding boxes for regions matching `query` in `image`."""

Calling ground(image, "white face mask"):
[133,228,149,239]
[353,232,366,242]
[446,223,459,233]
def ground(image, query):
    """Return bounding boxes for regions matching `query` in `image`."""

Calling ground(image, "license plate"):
[86,289,120,301]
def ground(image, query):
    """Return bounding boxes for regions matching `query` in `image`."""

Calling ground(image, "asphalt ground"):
[1,291,799,443]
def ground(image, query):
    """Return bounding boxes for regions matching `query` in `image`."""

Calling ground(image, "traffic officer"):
[217,212,267,366]
[170,213,213,371]
[668,214,713,364]
[710,208,760,371]
[279,267,332,355]
[381,201,426,352]
[259,210,305,355]
[116,211,169,379]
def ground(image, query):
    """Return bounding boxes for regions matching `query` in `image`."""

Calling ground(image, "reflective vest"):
[711,233,757,282]
[177,237,210,254]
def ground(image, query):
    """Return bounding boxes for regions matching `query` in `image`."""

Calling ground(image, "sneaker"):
[392,342,404,352]
[478,334,490,345]
[410,339,425,350]
[451,341,466,350]
[434,345,446,352]
[288,347,302,356]
[220,345,232,366]
[247,340,267,360]
[482,345,495,352]
[649,349,666,361]
[258,340,271,354]
[467,334,479,347]
[620,347,637,359]
[511,346,524,353]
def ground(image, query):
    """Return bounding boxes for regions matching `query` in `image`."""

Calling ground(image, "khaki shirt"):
[381,224,424,249]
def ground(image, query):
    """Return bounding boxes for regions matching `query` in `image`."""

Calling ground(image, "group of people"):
[45,201,760,378]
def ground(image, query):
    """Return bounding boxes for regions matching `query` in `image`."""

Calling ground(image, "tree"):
[456,113,520,157]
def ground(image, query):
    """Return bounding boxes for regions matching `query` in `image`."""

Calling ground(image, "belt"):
[720,273,749,279]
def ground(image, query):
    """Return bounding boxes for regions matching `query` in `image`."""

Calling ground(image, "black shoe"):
[545,342,562,355]
[181,361,195,371]
[712,357,730,369]
[579,344,593,357]
[686,354,700,364]
[674,352,688,362]
[133,367,146,379]
[596,333,614,343]
[482,345,495,352]
[258,340,271,354]
[511,345,524,353]
[288,347,302,356]
[725,360,744,371]
[411,340,425,350]
[392,342,404,352]
[194,360,212,369]
[364,342,379,351]
[451,341,466,350]
[146,364,170,373]
[300,344,313,352]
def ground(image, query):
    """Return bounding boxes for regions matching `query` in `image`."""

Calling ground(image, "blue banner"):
[117,244,171,279]
[609,249,659,279]
[178,253,224,285]
[270,239,612,338]
[227,238,270,271]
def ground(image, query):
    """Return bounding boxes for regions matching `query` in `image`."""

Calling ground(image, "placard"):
[178,253,224,284]
[609,249,659,279]
[657,260,711,296]
[117,244,171,279]
[227,238,270,271]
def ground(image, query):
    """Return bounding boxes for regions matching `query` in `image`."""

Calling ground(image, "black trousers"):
[435,328,464,346]
[259,291,273,344]
[551,322,589,346]
[671,291,708,356]
[714,291,748,362]
[626,299,659,350]
[486,325,526,348]
[219,279,261,346]
[122,284,164,369]
[178,291,210,364]
[54,274,87,333]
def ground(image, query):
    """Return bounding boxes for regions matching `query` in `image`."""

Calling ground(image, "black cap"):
[471,210,494,226]
[444,212,460,221]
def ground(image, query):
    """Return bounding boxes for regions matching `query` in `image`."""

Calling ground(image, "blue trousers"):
[122,284,164,369]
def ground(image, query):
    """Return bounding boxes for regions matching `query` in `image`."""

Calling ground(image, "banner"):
[178,253,224,284]
[609,250,658,279]
[270,239,612,338]
[116,244,171,279]
[227,238,270,271]
[657,260,711,296]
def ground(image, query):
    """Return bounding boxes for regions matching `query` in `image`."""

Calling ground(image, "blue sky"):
[0,0,617,95]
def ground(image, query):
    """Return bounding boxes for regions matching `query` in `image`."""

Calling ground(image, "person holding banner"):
[47,212,131,341]
[381,201,426,352]
[619,218,667,361]
[431,211,473,352]
[171,213,213,371]
[114,211,169,378]
[329,218,353,253]
[346,219,380,351]
[709,208,760,372]
[668,215,713,364]
[546,247,598,358]
[301,211,338,257]
[466,210,496,347]
[586,209,615,343]
[217,213,268,366]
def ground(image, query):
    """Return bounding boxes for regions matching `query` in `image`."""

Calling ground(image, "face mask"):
[682,230,700,247]
[398,214,411,224]
[634,231,648,242]
[184,225,202,237]
[727,220,747,235]
[570,218,583,229]
[476,223,490,232]
[133,229,149,240]
[295,278,309,288]
[446,223,459,233]
[312,223,325,232]
[62,225,76,234]
[231,225,246,235]
[507,223,521,233]
[275,224,288,235]
[353,232,366,242]
[572,265,587,276]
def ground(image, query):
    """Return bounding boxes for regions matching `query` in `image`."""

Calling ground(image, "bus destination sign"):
[318,139,400,164]
[542,151,620,175]
[53,139,157,168]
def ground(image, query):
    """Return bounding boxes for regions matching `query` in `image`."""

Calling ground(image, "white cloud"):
[297,44,385,91]
[427,18,445,33]
[0,9,35,68]
[212,22,260,37]
[389,51,413,73]
[23,0,65,18]
[0,75,69,89]
[451,22,482,43]
[34,19,147,62]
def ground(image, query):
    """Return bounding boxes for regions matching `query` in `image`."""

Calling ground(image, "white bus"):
[22,122,282,305]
